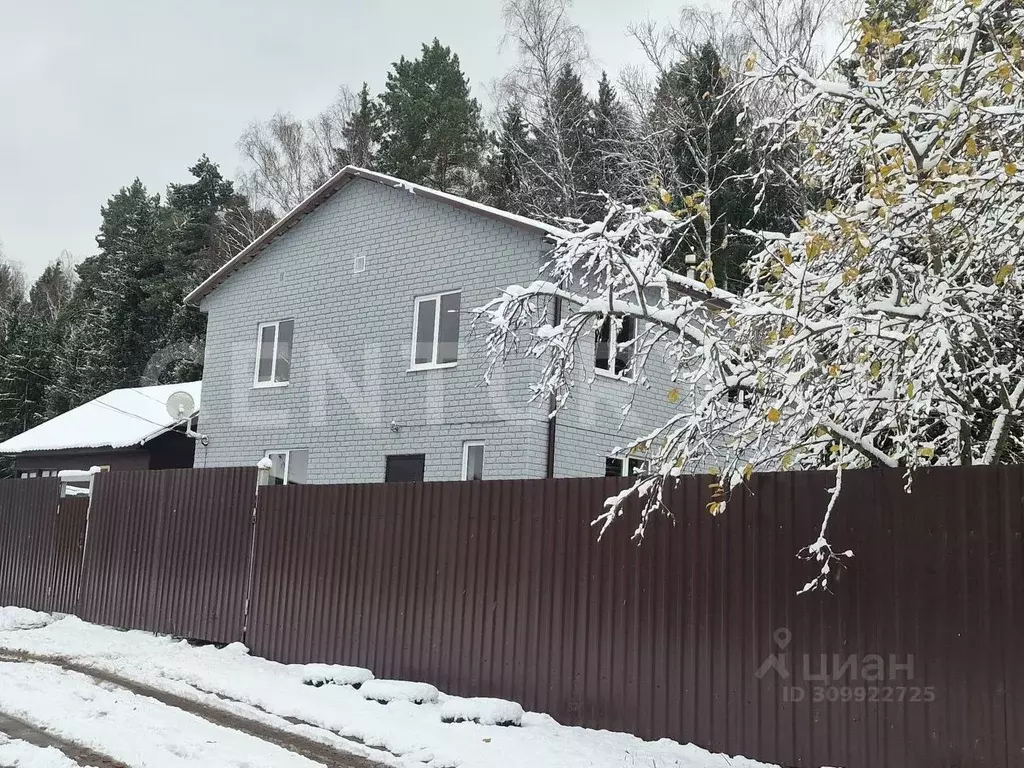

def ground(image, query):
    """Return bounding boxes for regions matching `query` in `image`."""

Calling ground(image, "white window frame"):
[353,254,366,274]
[253,320,292,388]
[594,315,638,382]
[409,290,461,371]
[263,449,305,485]
[461,440,485,481]
[606,455,647,477]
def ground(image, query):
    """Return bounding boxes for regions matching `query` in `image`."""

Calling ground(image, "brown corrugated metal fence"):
[244,468,1022,768]
[76,467,256,643]
[0,466,1019,767]
[0,478,60,610]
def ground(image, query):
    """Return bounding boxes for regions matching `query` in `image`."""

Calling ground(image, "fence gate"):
[75,467,258,643]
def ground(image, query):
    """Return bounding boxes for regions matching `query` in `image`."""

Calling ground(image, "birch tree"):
[479,0,1024,589]
[237,87,357,214]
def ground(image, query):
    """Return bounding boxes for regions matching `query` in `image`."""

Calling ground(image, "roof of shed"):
[0,381,201,455]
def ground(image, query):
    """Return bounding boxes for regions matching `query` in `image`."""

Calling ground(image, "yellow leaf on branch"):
[994,263,1015,286]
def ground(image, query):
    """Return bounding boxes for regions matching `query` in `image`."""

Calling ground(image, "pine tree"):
[342,84,380,169]
[532,64,597,220]
[482,103,532,213]
[652,43,774,289]
[157,157,239,382]
[378,39,486,194]
[60,179,170,396]
[590,71,631,201]
[44,301,118,417]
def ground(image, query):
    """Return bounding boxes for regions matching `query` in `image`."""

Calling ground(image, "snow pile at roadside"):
[440,696,523,726]
[291,662,374,688]
[361,680,440,705]
[0,734,80,768]
[0,607,778,768]
[0,606,52,632]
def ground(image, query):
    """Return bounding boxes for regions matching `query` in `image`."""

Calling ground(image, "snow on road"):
[0,734,81,767]
[0,661,326,767]
[0,607,779,768]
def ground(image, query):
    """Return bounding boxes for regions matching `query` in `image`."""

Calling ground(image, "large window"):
[254,320,294,387]
[411,291,461,369]
[595,316,636,378]
[462,441,485,481]
[264,449,308,485]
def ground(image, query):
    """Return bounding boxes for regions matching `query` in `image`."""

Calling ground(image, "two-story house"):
[185,166,677,484]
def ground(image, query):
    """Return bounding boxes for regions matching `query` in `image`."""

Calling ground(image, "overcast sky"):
[0,0,702,280]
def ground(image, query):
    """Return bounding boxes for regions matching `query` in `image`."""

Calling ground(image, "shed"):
[0,382,202,477]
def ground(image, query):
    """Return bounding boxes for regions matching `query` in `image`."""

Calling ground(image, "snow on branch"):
[478,0,1024,591]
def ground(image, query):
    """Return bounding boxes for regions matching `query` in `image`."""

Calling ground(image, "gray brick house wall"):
[552,323,682,478]
[195,175,679,482]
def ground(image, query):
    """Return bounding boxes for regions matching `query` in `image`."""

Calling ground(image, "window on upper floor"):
[462,441,485,481]
[254,320,293,387]
[605,456,647,477]
[595,315,636,379]
[264,449,308,485]
[411,291,461,369]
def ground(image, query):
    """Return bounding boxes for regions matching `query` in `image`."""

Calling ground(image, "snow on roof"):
[184,166,571,306]
[0,381,201,455]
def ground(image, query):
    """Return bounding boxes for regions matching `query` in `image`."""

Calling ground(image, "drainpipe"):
[545,296,562,478]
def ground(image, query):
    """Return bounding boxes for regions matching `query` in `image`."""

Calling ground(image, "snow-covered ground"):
[0,606,779,768]
[0,735,80,768]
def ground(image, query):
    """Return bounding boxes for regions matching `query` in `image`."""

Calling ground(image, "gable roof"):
[184,166,571,306]
[0,382,202,455]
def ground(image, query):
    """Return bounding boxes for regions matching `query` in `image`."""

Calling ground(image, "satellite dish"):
[165,391,197,421]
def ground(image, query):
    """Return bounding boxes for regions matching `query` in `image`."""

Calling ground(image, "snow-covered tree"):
[478,0,1024,589]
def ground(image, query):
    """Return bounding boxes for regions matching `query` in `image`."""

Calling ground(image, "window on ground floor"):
[385,454,426,483]
[605,456,647,477]
[462,441,485,481]
[264,449,308,485]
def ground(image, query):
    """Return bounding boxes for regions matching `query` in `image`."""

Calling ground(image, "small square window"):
[254,320,294,386]
[353,255,366,274]
[595,316,636,378]
[410,291,461,369]
[462,441,485,480]
[263,449,308,485]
